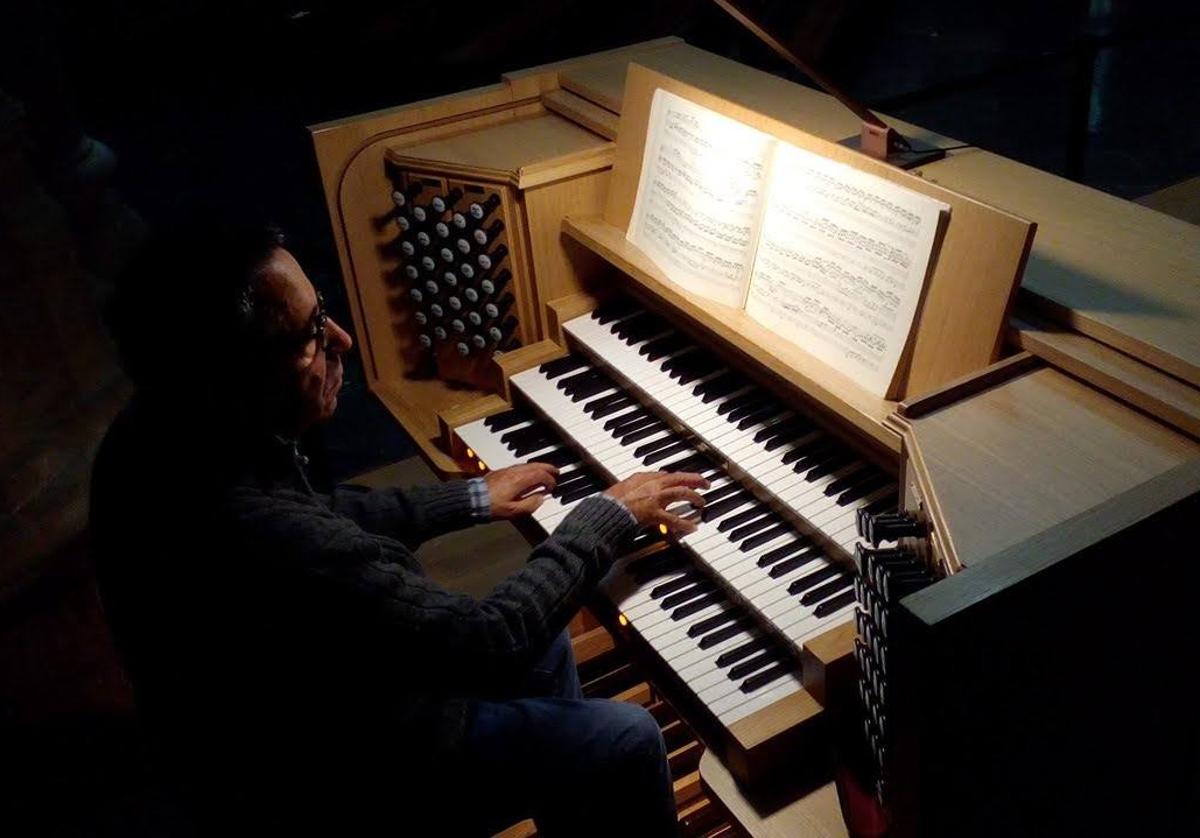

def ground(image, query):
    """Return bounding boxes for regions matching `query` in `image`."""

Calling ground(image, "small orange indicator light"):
[659,523,669,534]
[465,448,475,459]
[478,460,487,472]
[618,613,629,627]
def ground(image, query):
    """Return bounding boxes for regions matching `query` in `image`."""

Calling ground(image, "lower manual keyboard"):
[456,409,805,726]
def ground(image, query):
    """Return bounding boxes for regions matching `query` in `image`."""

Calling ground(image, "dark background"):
[1,0,1197,833]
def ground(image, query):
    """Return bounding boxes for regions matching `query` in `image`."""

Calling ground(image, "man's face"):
[258,248,353,432]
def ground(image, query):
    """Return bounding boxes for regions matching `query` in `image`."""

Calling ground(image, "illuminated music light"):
[465,448,475,459]
[659,523,669,534]
[618,613,628,627]
[477,460,487,472]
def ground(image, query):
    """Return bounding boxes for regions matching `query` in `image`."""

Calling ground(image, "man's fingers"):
[520,463,559,490]
[652,471,710,491]
[512,493,546,514]
[656,487,706,508]
[656,510,699,535]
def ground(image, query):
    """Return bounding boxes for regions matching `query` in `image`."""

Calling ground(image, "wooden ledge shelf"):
[561,214,902,454]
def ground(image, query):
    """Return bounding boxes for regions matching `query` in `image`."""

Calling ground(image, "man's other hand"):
[604,472,709,535]
[484,463,560,519]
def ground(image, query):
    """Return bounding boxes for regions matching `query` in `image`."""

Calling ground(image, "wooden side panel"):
[902,366,1200,568]
[521,169,612,334]
[924,150,1200,388]
[604,64,1034,402]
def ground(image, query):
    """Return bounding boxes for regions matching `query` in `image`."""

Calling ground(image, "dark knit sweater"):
[90,400,636,791]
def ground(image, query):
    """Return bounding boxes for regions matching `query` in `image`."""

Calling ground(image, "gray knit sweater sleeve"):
[232,490,637,690]
[328,479,477,548]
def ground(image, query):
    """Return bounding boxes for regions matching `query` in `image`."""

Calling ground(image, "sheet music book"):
[627,89,950,397]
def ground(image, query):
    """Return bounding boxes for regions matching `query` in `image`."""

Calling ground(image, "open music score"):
[626,89,949,397]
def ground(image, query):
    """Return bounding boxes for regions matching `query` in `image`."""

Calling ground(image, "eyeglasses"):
[301,291,329,353]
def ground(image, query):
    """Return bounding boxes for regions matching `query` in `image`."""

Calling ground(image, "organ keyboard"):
[315,36,1200,837]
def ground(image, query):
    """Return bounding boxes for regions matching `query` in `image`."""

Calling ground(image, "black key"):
[673,356,721,385]
[768,547,824,578]
[717,505,768,533]
[687,610,741,638]
[696,374,743,403]
[537,447,579,468]
[590,397,636,420]
[660,581,716,610]
[787,565,842,595]
[609,413,660,438]
[659,347,700,373]
[560,481,604,505]
[728,513,783,542]
[569,378,614,402]
[663,453,715,474]
[703,492,754,522]
[740,663,793,693]
[644,442,692,466]
[501,421,550,446]
[701,482,744,505]
[800,575,854,606]
[697,620,751,649]
[754,416,809,444]
[512,434,559,457]
[814,589,857,617]
[640,332,688,360]
[757,537,812,567]
[728,650,781,680]
[782,437,831,465]
[605,409,652,434]
[584,390,631,415]
[736,405,786,431]
[715,638,767,668]
[484,409,527,431]
[610,310,651,337]
[628,552,686,584]
[672,591,725,620]
[726,395,774,423]
[621,423,668,445]
[741,523,793,552]
[824,465,872,497]
[557,368,601,392]
[717,390,762,416]
[650,572,700,599]
[764,427,811,452]
[693,371,738,398]
[635,435,682,459]
[539,355,588,379]
[837,474,891,506]
[805,452,855,481]
[551,472,594,498]
[594,299,637,325]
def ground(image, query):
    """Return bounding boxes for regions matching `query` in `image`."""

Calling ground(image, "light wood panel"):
[1011,316,1200,440]
[563,214,901,453]
[387,112,613,190]
[500,36,683,100]
[700,749,848,838]
[521,171,612,334]
[922,150,1200,388]
[900,366,1200,568]
[604,64,1035,401]
[541,89,619,139]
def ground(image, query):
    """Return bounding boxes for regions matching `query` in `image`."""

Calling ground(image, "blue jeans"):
[460,631,678,837]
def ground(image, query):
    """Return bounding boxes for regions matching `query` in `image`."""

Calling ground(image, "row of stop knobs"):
[390,182,517,355]
[852,509,932,805]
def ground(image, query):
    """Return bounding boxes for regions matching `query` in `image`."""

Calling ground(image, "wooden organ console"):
[312,38,1200,836]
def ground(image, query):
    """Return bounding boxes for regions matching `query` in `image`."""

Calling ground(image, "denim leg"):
[521,629,583,700]
[461,696,677,837]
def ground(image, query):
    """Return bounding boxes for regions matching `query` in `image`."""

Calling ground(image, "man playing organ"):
[90,219,707,835]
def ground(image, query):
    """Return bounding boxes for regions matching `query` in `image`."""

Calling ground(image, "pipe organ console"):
[313,37,1200,836]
